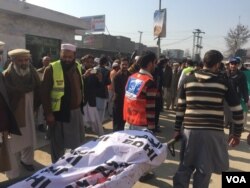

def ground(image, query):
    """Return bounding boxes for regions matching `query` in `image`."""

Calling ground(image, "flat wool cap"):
[61,43,76,52]
[8,49,30,57]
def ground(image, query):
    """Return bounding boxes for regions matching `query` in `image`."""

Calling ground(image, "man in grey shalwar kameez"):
[41,43,84,163]
[173,50,244,188]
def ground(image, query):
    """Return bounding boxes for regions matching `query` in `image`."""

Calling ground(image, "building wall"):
[0,11,79,64]
[0,12,75,49]
[83,34,136,55]
[163,49,184,60]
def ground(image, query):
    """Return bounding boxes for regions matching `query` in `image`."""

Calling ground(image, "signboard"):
[153,9,167,38]
[81,15,105,32]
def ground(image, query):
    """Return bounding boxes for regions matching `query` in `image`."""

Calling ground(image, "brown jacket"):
[41,62,83,122]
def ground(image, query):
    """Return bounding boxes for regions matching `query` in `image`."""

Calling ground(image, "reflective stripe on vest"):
[51,60,83,112]
[123,73,152,126]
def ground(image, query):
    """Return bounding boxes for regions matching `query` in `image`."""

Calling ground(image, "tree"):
[225,23,250,56]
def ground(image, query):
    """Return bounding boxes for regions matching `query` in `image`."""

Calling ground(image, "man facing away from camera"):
[173,50,243,188]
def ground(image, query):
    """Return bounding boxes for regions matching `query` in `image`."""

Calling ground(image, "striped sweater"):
[175,69,244,137]
[138,69,157,130]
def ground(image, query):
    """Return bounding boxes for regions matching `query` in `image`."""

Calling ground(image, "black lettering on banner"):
[128,136,136,139]
[66,156,83,166]
[129,134,163,149]
[98,136,110,142]
[143,143,154,156]
[65,179,91,188]
[25,175,51,188]
[106,161,119,169]
[132,141,144,147]
[122,139,133,144]
[75,180,91,187]
[143,143,158,161]
[47,166,68,176]
[65,185,73,188]
[222,172,250,188]
[149,153,158,161]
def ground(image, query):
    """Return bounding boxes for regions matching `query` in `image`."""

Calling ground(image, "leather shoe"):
[20,161,35,171]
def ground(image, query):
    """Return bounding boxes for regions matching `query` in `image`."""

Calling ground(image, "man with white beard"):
[3,49,41,179]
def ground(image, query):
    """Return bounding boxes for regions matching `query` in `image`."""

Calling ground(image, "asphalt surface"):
[0,109,250,188]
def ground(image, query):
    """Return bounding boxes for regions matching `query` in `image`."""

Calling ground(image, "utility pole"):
[138,31,143,54]
[192,29,205,60]
[157,0,161,57]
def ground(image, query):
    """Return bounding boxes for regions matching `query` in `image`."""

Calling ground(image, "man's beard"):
[61,59,75,70]
[13,64,30,76]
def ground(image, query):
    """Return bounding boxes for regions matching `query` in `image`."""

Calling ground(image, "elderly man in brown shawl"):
[3,49,40,179]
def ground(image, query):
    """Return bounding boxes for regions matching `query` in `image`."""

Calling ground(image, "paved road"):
[0,110,250,188]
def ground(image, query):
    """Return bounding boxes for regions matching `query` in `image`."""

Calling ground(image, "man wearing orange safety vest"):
[124,51,158,133]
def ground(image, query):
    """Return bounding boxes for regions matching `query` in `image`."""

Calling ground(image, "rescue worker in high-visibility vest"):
[123,51,158,181]
[124,51,157,132]
[41,43,84,162]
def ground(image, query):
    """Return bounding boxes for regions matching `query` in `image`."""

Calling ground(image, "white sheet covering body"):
[10,130,167,188]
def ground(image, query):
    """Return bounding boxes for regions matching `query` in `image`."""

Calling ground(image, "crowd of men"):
[0,40,250,187]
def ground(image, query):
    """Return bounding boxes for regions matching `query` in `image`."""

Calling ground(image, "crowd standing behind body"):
[1,42,250,185]
[35,56,51,139]
[81,54,104,136]
[95,56,111,124]
[112,57,130,131]
[107,59,120,118]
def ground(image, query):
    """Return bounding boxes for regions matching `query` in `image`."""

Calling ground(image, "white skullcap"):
[61,43,76,52]
[94,57,100,64]
[8,49,30,57]
[112,62,119,68]
[135,56,140,61]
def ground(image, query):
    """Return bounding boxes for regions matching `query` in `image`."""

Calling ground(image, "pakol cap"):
[61,43,76,52]
[8,49,30,57]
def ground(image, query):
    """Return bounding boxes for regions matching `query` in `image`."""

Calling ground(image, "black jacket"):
[229,70,249,103]
[0,73,21,135]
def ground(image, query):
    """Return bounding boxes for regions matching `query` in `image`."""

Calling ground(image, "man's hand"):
[228,135,240,147]
[83,69,92,78]
[173,131,182,141]
[46,113,55,126]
